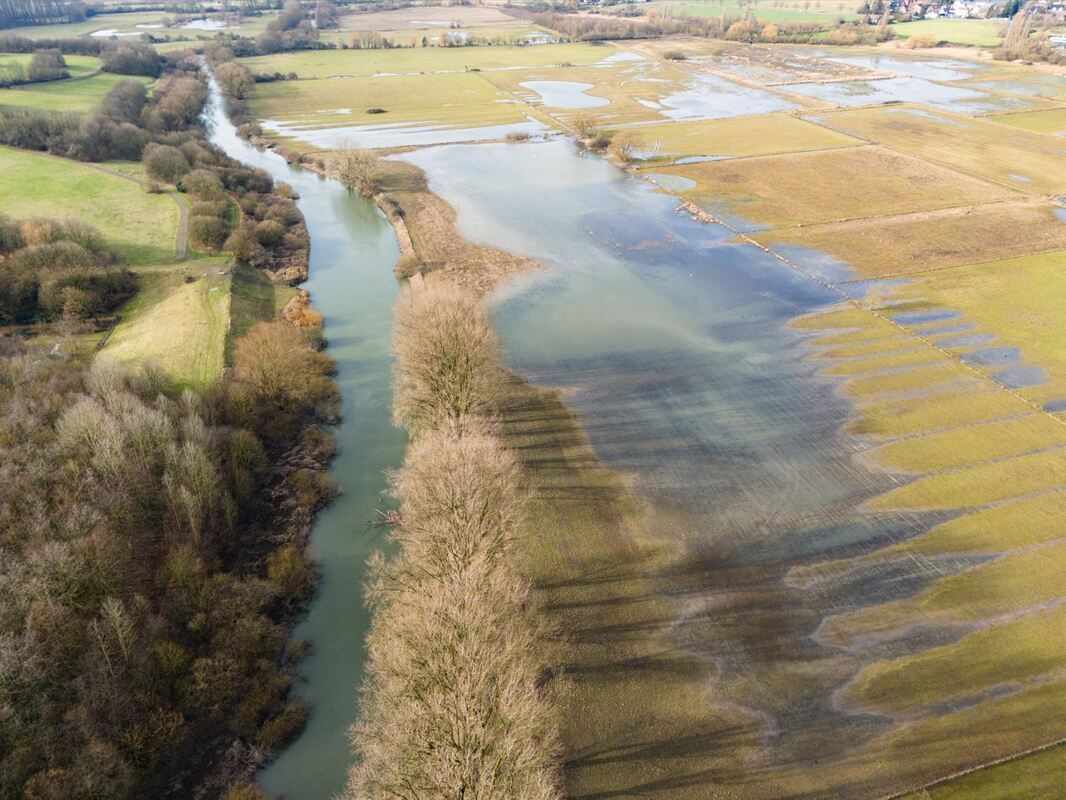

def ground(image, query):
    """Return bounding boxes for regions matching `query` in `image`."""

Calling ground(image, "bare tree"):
[329,143,380,195]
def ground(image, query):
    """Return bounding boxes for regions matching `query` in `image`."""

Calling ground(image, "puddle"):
[1044,398,1066,413]
[598,50,645,65]
[89,28,143,37]
[655,73,797,120]
[936,332,996,348]
[1054,207,1066,223]
[919,322,976,336]
[674,154,730,164]
[261,116,550,149]
[996,365,1046,388]
[179,18,228,30]
[647,173,697,191]
[961,346,1020,367]
[1008,173,1033,184]
[842,277,910,300]
[824,55,979,82]
[519,80,610,109]
[892,309,961,326]
[785,77,1024,113]
[135,23,163,29]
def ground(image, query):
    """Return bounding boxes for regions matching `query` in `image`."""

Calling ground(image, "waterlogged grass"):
[989,107,1066,134]
[629,113,860,161]
[0,69,154,113]
[869,413,1066,472]
[871,447,1066,510]
[247,70,546,143]
[890,18,1004,46]
[811,336,918,360]
[663,145,1011,228]
[847,385,1027,438]
[846,602,1066,715]
[496,376,742,799]
[0,146,178,265]
[823,346,943,377]
[871,251,1066,404]
[898,492,1066,556]
[829,540,1066,648]
[763,202,1066,277]
[844,361,965,398]
[241,42,614,79]
[98,259,230,387]
[808,105,1066,194]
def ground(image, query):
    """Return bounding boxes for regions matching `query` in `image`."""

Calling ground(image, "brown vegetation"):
[0,319,338,798]
[344,281,562,799]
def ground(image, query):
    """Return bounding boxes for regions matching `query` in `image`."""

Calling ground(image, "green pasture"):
[0,53,100,79]
[0,69,154,113]
[656,0,861,23]
[989,106,1066,134]
[903,743,1066,798]
[890,18,1004,46]
[0,145,178,265]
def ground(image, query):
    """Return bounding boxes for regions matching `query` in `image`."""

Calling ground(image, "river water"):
[203,79,405,799]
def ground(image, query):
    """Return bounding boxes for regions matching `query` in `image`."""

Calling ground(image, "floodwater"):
[643,72,797,119]
[203,76,406,799]
[520,79,610,108]
[823,54,979,82]
[401,140,940,792]
[786,75,1030,113]
[260,115,550,149]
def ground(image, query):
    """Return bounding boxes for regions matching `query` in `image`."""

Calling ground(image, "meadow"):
[0,68,154,113]
[656,0,862,23]
[890,18,1005,46]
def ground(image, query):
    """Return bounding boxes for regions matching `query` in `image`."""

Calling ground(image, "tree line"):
[0,0,86,29]
[342,282,563,799]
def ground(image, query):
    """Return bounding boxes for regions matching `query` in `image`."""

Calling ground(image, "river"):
[204,78,405,799]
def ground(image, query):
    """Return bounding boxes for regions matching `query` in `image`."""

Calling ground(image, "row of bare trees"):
[342,283,563,799]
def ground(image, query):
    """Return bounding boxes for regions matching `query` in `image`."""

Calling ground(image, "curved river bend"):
[205,80,405,799]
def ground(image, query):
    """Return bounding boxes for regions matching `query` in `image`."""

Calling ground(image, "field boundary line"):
[876,736,1066,800]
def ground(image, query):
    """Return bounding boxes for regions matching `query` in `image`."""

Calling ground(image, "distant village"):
[887,0,1061,19]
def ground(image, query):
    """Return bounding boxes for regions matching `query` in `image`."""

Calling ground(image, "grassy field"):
[0,70,154,113]
[628,113,860,160]
[807,105,1066,194]
[240,42,616,79]
[867,251,1066,404]
[0,53,100,80]
[664,144,1012,227]
[657,0,861,22]
[988,107,1066,134]
[0,146,177,265]
[903,745,1066,799]
[890,18,1005,46]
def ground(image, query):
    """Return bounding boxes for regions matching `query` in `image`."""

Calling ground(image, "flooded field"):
[235,38,1066,799]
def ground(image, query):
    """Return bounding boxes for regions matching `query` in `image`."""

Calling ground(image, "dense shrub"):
[188,213,230,251]
[101,44,163,78]
[26,48,68,81]
[144,143,190,183]
[0,214,133,324]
